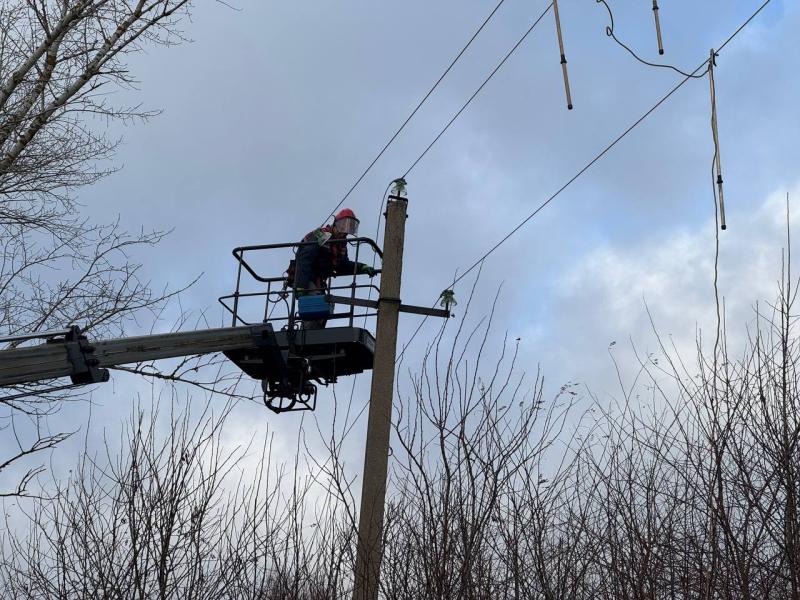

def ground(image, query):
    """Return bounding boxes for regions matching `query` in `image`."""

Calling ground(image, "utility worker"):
[293,208,378,327]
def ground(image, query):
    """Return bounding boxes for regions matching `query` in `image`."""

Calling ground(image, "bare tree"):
[0,0,200,496]
[0,0,193,211]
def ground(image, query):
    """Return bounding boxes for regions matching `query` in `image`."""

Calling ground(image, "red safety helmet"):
[333,208,359,236]
[335,208,357,221]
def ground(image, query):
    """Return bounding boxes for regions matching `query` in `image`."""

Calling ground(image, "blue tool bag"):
[297,295,332,320]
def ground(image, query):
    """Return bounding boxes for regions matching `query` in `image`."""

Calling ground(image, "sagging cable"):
[708,49,726,231]
[595,0,705,79]
[552,0,573,110]
[652,1,664,55]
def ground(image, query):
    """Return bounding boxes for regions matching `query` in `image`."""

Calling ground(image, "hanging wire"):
[439,1,771,293]
[391,1,774,370]
[594,0,707,79]
[710,136,723,380]
[552,0,574,110]
[329,0,773,375]
[652,1,665,55]
[394,2,772,361]
[433,6,767,311]
[708,49,726,231]
[321,0,510,225]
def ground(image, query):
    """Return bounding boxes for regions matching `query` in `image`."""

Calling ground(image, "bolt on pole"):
[352,193,408,600]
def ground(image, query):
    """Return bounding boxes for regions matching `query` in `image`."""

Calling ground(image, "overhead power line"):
[449,71,700,290]
[322,0,510,224]
[374,3,553,255]
[397,0,772,361]
[369,1,553,252]
[447,0,771,291]
[404,2,554,178]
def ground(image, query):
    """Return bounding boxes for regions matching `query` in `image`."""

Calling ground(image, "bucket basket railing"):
[218,237,382,331]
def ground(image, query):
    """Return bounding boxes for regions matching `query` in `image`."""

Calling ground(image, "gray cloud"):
[4,0,797,498]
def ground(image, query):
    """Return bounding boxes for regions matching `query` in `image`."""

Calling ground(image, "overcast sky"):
[4,0,799,497]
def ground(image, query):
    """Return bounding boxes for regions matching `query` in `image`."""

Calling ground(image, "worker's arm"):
[333,244,378,278]
[336,259,374,276]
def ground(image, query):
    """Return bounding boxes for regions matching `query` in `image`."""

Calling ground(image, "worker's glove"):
[360,266,379,278]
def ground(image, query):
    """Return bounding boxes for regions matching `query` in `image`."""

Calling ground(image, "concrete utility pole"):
[352,192,408,600]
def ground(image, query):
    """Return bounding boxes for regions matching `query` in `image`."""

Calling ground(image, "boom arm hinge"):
[56,326,110,385]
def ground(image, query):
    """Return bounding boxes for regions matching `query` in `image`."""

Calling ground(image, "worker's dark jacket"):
[294,226,365,290]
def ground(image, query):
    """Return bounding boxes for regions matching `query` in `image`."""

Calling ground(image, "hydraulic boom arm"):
[0,325,272,388]
[0,323,377,414]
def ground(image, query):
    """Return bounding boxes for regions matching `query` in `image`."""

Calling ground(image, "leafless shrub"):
[5,248,800,599]
[377,246,800,598]
[0,394,359,599]
[0,280,589,599]
[562,245,800,599]
[378,286,583,599]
